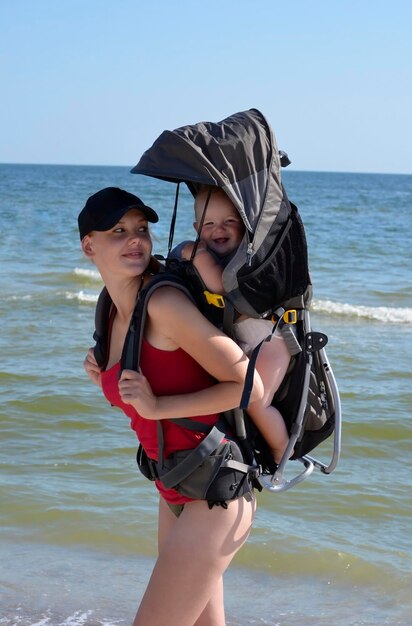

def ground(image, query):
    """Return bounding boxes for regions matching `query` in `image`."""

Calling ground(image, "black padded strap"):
[239,341,262,410]
[159,420,228,489]
[156,421,164,471]
[93,286,114,369]
[169,418,212,434]
[222,299,236,340]
[120,274,194,374]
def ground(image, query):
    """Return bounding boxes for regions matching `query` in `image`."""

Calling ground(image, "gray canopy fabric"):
[131,109,310,317]
[131,108,283,234]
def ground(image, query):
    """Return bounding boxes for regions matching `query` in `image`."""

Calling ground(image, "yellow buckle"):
[283,309,297,324]
[204,291,225,308]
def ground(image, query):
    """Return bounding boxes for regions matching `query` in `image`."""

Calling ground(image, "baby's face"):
[195,191,244,257]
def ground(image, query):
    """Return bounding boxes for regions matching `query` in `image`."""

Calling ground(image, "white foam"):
[312,299,412,324]
[5,294,32,301]
[65,289,412,323]
[74,268,102,281]
[65,290,98,303]
[58,611,93,626]
[27,619,51,626]
[2,611,112,626]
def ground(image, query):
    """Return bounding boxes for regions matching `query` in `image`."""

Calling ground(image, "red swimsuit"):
[100,337,220,505]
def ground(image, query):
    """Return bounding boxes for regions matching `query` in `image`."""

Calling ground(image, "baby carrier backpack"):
[94,109,341,494]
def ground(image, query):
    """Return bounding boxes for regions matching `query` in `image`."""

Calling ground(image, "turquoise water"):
[1,164,411,625]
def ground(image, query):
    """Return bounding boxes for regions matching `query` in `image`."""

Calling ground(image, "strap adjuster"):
[283,309,297,324]
[204,291,225,308]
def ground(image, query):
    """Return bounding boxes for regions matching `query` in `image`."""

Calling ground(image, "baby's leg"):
[133,495,256,626]
[247,336,291,463]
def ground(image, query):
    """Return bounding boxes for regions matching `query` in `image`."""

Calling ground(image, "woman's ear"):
[81,235,94,258]
[193,221,199,232]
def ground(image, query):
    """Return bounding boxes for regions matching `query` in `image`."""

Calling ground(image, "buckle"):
[283,309,297,324]
[204,291,225,308]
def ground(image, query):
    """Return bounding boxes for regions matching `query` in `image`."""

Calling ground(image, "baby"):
[175,185,294,464]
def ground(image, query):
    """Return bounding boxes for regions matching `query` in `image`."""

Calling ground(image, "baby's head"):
[194,186,244,257]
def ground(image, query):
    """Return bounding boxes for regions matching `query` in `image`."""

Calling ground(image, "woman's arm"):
[118,287,263,419]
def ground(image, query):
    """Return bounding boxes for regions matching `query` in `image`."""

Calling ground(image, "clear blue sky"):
[1,0,411,174]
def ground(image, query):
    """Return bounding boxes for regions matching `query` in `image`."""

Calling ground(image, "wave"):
[65,290,412,324]
[73,267,102,281]
[3,294,33,301]
[312,299,412,324]
[66,290,99,303]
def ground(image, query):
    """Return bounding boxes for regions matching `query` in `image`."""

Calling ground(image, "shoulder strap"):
[120,273,194,373]
[93,286,113,368]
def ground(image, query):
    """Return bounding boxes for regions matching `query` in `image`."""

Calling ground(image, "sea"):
[0,163,411,626]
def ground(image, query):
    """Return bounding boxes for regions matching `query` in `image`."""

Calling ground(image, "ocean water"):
[0,163,411,626]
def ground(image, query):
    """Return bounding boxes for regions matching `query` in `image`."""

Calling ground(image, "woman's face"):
[82,208,153,278]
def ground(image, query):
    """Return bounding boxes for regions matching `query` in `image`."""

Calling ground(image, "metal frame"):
[259,311,342,493]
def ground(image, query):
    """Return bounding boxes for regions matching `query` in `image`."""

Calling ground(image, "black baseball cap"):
[78,187,159,240]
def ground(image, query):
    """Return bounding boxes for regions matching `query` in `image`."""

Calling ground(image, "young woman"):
[79,187,263,626]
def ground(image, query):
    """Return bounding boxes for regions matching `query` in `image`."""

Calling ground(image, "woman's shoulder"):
[148,282,193,312]
[144,281,203,350]
[146,280,215,345]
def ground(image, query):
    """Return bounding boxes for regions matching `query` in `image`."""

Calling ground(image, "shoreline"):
[2,539,409,626]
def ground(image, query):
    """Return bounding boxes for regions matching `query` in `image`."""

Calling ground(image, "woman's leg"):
[247,336,291,462]
[157,497,226,626]
[193,576,225,626]
[157,495,179,552]
[133,494,256,626]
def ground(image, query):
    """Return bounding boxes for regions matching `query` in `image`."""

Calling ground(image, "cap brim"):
[93,204,159,232]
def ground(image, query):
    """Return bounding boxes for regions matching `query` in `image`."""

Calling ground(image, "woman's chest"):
[106,317,131,370]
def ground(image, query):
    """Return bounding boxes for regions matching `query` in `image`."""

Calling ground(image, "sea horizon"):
[1,160,412,177]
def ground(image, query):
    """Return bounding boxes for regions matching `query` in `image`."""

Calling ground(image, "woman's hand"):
[119,369,158,418]
[83,347,102,388]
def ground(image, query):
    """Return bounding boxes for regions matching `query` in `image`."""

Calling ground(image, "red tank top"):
[100,337,220,504]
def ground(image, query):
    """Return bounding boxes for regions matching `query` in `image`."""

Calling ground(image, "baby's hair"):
[194,185,225,221]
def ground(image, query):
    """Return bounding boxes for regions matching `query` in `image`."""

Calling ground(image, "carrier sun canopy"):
[131,109,309,318]
[131,108,284,234]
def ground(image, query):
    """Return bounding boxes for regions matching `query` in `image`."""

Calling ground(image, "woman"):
[79,186,263,626]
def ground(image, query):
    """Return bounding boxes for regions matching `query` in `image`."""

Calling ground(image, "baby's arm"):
[181,241,224,294]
